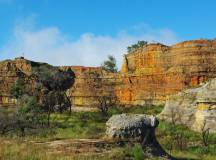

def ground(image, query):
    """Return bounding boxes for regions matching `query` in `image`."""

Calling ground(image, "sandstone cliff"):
[159,78,216,133]
[60,66,120,107]
[2,39,216,107]
[0,57,74,107]
[119,39,216,105]
[65,39,216,107]
[0,59,24,105]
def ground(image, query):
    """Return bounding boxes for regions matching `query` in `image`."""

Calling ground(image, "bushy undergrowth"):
[157,120,216,159]
[132,144,145,160]
[0,105,215,160]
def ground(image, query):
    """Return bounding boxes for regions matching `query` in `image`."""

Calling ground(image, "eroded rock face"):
[64,39,216,107]
[0,59,27,106]
[0,57,75,107]
[60,66,119,107]
[119,39,216,105]
[159,78,216,133]
[2,39,216,108]
[106,114,158,139]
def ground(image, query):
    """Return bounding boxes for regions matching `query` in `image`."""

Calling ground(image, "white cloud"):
[0,19,180,68]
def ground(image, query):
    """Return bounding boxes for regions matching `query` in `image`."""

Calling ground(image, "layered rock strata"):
[0,57,73,107]
[66,39,216,107]
[119,40,216,105]
[61,66,108,107]
[2,39,216,107]
[0,57,36,106]
[0,59,23,106]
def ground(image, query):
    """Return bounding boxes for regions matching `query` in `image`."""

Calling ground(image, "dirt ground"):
[32,138,130,157]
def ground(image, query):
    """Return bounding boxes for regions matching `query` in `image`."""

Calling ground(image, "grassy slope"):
[0,105,216,160]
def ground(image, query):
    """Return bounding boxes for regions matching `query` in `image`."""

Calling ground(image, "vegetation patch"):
[0,104,216,159]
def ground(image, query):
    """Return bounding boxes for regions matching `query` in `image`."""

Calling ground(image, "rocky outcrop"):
[0,57,74,107]
[106,114,172,159]
[2,39,216,108]
[60,66,119,107]
[0,58,28,106]
[63,39,216,107]
[119,39,216,105]
[106,114,158,139]
[159,78,216,133]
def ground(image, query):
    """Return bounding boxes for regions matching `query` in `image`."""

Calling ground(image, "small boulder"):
[106,114,173,159]
[106,114,158,139]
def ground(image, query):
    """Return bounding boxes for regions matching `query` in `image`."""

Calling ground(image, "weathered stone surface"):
[2,39,216,108]
[0,57,74,107]
[106,114,173,159]
[106,114,158,139]
[159,78,216,133]
[60,66,118,107]
[64,39,216,107]
[119,39,216,105]
[0,59,26,106]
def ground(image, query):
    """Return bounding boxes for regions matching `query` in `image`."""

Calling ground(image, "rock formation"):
[60,66,119,107]
[65,39,216,107]
[0,58,29,106]
[159,78,216,133]
[119,39,216,105]
[2,39,216,108]
[0,57,74,107]
[106,114,158,139]
[106,114,173,159]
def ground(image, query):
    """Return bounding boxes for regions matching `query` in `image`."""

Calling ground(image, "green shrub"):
[132,144,145,160]
[101,55,118,73]
[127,41,148,53]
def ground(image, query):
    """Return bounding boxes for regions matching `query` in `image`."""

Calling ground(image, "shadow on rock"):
[106,114,178,159]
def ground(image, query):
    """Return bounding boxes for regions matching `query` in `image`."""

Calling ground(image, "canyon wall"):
[0,57,73,107]
[1,39,216,107]
[66,39,216,107]
[118,39,216,105]
[0,57,34,106]
[60,66,121,107]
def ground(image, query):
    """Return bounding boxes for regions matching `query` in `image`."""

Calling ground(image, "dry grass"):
[0,105,216,160]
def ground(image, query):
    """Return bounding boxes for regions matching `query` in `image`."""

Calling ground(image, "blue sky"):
[0,0,216,67]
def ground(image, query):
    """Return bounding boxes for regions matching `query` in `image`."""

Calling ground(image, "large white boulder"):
[159,78,216,132]
[106,114,158,139]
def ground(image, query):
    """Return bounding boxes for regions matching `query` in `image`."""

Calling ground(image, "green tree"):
[4,64,75,136]
[33,65,75,124]
[97,94,118,115]
[132,144,145,160]
[101,55,118,73]
[10,77,25,99]
[15,96,45,136]
[0,96,46,136]
[127,40,148,53]
[33,65,75,91]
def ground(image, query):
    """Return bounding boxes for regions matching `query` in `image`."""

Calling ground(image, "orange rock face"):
[65,39,216,107]
[2,39,216,107]
[60,66,119,107]
[118,39,216,105]
[0,57,67,107]
[0,57,33,106]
